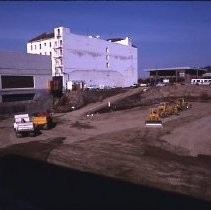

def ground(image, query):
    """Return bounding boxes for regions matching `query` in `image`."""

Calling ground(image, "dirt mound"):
[140,85,211,105]
[96,85,211,113]
[53,85,211,113]
[54,89,126,113]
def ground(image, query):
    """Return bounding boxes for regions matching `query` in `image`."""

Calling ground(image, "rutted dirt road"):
[1,86,211,206]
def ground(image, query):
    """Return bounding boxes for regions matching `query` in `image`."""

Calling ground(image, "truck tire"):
[29,132,35,137]
[43,123,49,130]
[16,133,22,138]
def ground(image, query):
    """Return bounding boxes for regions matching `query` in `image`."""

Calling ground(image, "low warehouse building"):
[146,67,206,83]
[0,51,52,114]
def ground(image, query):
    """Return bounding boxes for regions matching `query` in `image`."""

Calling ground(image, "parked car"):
[130,83,139,88]
[156,83,166,87]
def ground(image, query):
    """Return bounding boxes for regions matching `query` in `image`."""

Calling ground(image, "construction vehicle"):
[14,114,37,138]
[157,101,180,118]
[32,111,53,130]
[175,98,190,111]
[145,108,163,127]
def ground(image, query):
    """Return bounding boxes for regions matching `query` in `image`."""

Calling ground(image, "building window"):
[106,55,109,60]
[44,43,46,46]
[106,47,109,53]
[106,62,110,68]
[58,28,60,36]
[2,94,35,103]
[45,52,47,55]
[60,58,63,65]
[35,45,36,50]
[39,44,41,49]
[60,40,62,46]
[49,42,51,47]
[1,75,34,89]
[31,45,33,51]
[50,52,52,56]
[55,41,57,47]
[60,49,63,56]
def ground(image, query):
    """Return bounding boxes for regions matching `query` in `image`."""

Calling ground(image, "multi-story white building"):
[27,26,138,88]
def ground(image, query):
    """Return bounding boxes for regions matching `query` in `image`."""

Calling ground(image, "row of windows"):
[55,40,63,47]
[38,52,52,56]
[30,40,62,55]
[31,42,52,51]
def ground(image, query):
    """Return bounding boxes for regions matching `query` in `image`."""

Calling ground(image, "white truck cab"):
[14,114,36,138]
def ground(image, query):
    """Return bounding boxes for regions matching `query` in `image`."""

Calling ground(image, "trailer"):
[32,112,53,130]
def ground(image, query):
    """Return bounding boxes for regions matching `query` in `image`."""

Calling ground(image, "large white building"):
[27,26,138,88]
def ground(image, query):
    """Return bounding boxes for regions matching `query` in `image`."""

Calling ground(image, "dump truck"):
[32,112,53,130]
[14,114,37,138]
[145,108,163,127]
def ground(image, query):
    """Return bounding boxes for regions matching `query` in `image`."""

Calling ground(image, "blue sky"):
[0,1,211,78]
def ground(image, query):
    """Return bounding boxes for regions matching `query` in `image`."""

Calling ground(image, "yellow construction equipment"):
[145,108,163,127]
[175,98,190,111]
[156,102,179,118]
[145,98,191,128]
[32,112,53,130]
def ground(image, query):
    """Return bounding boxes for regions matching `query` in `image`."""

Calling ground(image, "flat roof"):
[0,51,51,72]
[145,67,205,72]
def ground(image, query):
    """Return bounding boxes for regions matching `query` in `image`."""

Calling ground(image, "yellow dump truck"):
[32,112,53,130]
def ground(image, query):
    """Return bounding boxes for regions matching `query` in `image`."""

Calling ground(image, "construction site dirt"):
[0,85,211,209]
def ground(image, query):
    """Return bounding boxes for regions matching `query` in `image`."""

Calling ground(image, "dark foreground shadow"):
[0,155,211,210]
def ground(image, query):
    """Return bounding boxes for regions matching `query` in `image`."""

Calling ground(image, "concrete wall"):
[62,27,138,87]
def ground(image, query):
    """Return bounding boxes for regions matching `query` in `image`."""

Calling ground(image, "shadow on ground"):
[0,155,211,210]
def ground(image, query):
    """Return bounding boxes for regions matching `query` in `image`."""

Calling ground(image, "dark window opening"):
[1,76,34,89]
[2,94,35,103]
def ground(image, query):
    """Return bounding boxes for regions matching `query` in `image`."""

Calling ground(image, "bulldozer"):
[175,98,190,111]
[145,108,163,127]
[32,111,53,130]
